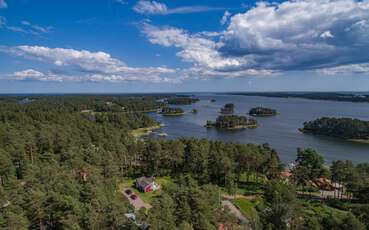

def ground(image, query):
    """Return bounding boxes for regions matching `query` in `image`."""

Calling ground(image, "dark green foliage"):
[292,148,326,187]
[302,117,369,140]
[149,176,222,230]
[262,181,298,230]
[220,103,235,114]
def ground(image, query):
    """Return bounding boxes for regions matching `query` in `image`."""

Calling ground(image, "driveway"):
[122,188,152,210]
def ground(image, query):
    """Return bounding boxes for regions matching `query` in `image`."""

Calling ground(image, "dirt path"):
[121,188,152,210]
[222,200,249,224]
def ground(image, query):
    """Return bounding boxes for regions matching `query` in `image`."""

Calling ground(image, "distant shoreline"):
[224,92,369,103]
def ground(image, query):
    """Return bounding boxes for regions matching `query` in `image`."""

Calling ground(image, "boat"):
[158,132,168,137]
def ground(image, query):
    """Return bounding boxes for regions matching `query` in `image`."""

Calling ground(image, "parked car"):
[125,189,132,195]
[130,194,138,200]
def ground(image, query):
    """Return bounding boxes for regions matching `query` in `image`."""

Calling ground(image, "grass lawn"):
[233,198,260,221]
[300,199,348,218]
[119,176,173,204]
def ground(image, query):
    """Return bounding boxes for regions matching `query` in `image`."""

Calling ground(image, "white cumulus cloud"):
[9,69,64,82]
[143,0,369,77]
[2,46,179,83]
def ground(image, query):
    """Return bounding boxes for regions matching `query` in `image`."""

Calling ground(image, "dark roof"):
[136,176,154,188]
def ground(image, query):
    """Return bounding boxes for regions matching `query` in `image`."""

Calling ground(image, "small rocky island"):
[206,115,258,130]
[161,107,185,116]
[249,107,277,117]
[300,117,369,143]
[220,103,235,114]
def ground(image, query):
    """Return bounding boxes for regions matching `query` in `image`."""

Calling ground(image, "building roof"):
[281,170,292,178]
[136,176,155,188]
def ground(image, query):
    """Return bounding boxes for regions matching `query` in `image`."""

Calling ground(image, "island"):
[249,107,277,117]
[300,117,369,143]
[220,103,235,114]
[167,97,200,105]
[191,109,198,114]
[205,115,258,130]
[160,107,185,116]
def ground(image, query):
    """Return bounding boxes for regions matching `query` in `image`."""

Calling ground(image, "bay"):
[149,93,369,164]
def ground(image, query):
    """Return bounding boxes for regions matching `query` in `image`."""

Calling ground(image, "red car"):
[130,194,138,200]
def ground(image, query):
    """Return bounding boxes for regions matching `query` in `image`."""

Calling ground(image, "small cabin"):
[136,176,160,193]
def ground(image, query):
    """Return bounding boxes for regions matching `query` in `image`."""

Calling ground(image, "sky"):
[1,0,369,93]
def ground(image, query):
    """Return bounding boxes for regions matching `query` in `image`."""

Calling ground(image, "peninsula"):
[160,107,185,116]
[300,117,369,143]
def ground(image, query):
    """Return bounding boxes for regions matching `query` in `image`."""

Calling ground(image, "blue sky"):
[1,0,369,93]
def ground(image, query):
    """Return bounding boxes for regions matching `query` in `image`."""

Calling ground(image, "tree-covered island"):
[220,103,235,114]
[249,107,277,117]
[300,117,369,143]
[160,107,185,116]
[166,97,200,105]
[206,115,258,130]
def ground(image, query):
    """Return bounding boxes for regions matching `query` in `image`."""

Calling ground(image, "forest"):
[301,117,369,141]
[0,96,368,230]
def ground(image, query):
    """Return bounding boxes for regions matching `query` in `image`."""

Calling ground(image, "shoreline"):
[206,124,258,130]
[347,139,369,144]
[161,112,185,116]
[249,113,277,117]
[130,125,161,138]
[299,129,369,144]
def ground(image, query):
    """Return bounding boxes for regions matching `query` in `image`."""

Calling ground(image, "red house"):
[135,176,160,193]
